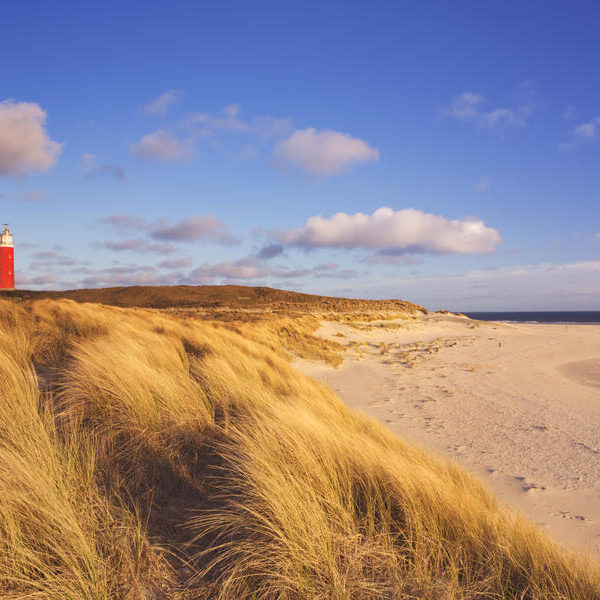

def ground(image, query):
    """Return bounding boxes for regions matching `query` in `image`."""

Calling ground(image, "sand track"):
[296,317,600,555]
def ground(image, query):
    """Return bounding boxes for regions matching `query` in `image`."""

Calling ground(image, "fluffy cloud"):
[273,207,501,255]
[273,128,380,175]
[0,100,62,176]
[443,84,535,130]
[130,130,192,162]
[142,90,183,116]
[560,116,600,149]
[83,153,128,181]
[102,213,238,245]
[134,104,383,175]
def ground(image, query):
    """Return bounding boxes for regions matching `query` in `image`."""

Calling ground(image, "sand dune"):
[297,316,600,555]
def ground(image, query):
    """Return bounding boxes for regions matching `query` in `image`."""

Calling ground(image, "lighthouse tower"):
[0,225,15,290]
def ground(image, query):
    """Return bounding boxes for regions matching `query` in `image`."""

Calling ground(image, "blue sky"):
[1,0,599,310]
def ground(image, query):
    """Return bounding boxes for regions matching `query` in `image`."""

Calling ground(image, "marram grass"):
[0,297,597,599]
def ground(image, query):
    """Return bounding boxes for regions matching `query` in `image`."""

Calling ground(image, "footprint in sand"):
[553,511,585,521]
[522,483,547,493]
[451,445,468,454]
[573,441,600,456]
[418,396,436,403]
[514,476,546,493]
[528,424,550,432]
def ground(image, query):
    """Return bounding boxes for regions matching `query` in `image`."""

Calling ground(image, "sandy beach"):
[296,315,600,555]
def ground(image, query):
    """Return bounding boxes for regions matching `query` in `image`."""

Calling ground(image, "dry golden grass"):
[0,296,598,599]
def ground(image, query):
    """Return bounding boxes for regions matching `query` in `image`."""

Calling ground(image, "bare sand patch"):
[561,358,600,389]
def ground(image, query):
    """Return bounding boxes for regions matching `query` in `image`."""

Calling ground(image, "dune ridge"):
[1,284,427,314]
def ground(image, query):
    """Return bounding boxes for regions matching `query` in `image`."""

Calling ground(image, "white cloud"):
[142,90,183,116]
[273,207,501,255]
[0,99,62,176]
[473,177,491,192]
[443,83,535,130]
[130,130,192,162]
[560,116,600,150]
[273,128,380,175]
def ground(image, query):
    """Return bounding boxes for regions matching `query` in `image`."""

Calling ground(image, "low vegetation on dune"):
[0,296,598,599]
[2,284,428,315]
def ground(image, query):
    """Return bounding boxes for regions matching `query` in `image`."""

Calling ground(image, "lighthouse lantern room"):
[0,225,15,290]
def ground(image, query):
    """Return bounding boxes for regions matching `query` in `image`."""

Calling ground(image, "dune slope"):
[0,297,598,599]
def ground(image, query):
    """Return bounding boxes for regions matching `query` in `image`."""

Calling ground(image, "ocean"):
[463,311,600,324]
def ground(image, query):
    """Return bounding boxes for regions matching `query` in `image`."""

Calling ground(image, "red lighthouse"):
[0,225,15,290]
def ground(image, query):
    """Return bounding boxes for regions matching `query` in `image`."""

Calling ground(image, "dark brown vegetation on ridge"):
[1,284,427,313]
